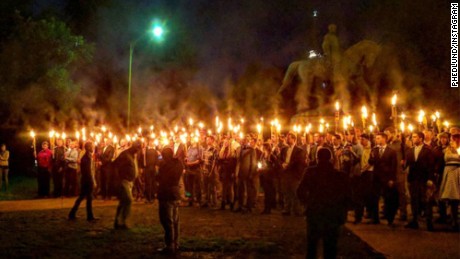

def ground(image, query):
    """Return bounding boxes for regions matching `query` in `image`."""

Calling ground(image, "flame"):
[30,130,36,138]
[391,94,397,106]
[408,124,414,132]
[335,101,340,111]
[361,106,368,118]
[418,110,425,123]
[372,113,377,126]
[49,130,55,138]
[400,121,405,132]
[257,124,262,134]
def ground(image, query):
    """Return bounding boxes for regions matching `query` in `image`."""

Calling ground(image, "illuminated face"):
[440,137,448,146]
[249,138,257,147]
[56,139,63,147]
[206,137,214,146]
[375,135,385,146]
[287,134,296,146]
[42,143,49,150]
[332,137,341,146]
[0,145,5,151]
[313,133,322,143]
[412,134,422,146]
[346,134,354,142]
[360,137,369,146]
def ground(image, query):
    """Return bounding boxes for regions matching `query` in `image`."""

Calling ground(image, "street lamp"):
[127,21,166,131]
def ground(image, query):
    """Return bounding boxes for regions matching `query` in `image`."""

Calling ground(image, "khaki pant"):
[115,180,133,226]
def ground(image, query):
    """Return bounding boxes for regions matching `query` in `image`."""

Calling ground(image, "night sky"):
[0,0,456,128]
[29,0,451,90]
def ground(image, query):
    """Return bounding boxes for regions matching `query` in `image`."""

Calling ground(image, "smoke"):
[2,0,458,132]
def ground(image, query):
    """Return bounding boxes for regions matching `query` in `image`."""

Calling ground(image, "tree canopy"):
[0,13,93,128]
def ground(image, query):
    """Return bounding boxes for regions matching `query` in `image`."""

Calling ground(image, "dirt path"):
[0,197,118,212]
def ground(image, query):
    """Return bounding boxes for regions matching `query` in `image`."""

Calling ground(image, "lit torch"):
[335,101,340,132]
[30,130,37,159]
[361,106,368,132]
[391,93,398,133]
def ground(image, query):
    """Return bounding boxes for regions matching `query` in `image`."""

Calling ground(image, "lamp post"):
[127,22,165,131]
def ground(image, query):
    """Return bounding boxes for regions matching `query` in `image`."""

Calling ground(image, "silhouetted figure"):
[68,142,97,221]
[157,147,183,254]
[297,148,350,259]
[113,142,141,229]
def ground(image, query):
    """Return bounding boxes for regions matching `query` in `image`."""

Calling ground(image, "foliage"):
[0,13,94,128]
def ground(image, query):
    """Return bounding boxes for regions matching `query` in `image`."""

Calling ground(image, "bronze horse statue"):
[279,40,389,113]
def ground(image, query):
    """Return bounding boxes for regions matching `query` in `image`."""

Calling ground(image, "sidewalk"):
[346,218,460,258]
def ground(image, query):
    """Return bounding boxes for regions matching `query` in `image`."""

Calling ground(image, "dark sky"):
[26,0,453,112]
[29,0,450,91]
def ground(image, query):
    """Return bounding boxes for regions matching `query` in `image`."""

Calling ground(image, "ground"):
[0,197,382,258]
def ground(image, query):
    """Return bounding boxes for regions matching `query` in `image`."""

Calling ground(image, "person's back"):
[157,147,184,254]
[158,151,183,201]
[299,160,349,223]
[113,148,137,182]
[297,148,350,259]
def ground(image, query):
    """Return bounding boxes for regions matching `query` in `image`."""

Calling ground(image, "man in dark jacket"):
[157,147,183,254]
[235,136,261,213]
[68,141,97,221]
[280,132,306,216]
[404,131,435,231]
[144,139,160,203]
[368,132,398,225]
[52,138,66,197]
[297,148,350,259]
[113,141,141,229]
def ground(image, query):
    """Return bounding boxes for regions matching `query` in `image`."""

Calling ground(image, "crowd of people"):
[27,124,460,254]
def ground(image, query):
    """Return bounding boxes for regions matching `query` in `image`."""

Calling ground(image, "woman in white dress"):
[439,133,460,232]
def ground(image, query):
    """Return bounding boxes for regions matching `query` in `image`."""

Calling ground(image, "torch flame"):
[391,94,397,106]
[408,124,414,132]
[361,106,368,118]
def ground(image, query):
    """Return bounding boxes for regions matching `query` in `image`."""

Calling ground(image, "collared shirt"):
[379,145,387,157]
[285,144,294,164]
[361,143,373,172]
[174,143,180,156]
[414,144,423,161]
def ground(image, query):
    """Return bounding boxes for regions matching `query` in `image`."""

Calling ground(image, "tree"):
[0,13,93,128]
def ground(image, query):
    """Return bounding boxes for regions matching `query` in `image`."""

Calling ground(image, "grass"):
[0,175,37,200]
